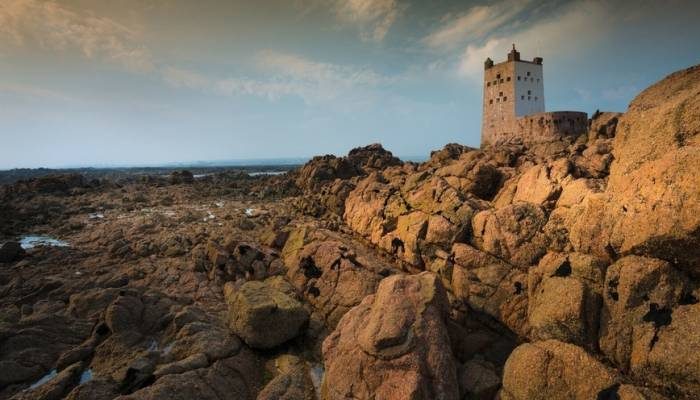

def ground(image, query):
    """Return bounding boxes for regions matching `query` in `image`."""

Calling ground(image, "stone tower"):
[481,45,545,146]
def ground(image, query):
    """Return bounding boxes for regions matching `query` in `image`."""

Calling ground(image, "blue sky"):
[0,0,698,168]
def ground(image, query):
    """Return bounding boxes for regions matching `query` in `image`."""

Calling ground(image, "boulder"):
[451,243,529,337]
[599,256,687,369]
[116,351,262,400]
[257,368,316,400]
[227,277,309,349]
[527,252,606,347]
[283,228,390,327]
[471,203,549,267]
[573,65,700,271]
[322,272,459,400]
[501,340,618,400]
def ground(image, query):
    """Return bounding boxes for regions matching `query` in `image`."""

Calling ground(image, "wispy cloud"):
[455,1,610,81]
[424,0,534,50]
[162,50,394,104]
[0,0,154,72]
[335,0,403,41]
[298,0,403,42]
[0,82,75,102]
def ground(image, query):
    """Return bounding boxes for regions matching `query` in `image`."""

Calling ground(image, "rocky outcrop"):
[226,277,309,349]
[322,272,459,400]
[502,340,619,400]
[282,227,396,328]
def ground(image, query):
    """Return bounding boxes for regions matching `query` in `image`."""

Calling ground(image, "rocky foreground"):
[0,65,698,400]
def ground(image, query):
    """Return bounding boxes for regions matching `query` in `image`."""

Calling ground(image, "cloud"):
[335,0,402,41]
[0,82,75,102]
[299,0,403,42]
[162,51,393,104]
[0,0,154,72]
[424,0,534,50]
[456,0,610,81]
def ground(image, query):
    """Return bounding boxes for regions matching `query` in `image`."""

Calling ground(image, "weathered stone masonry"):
[481,45,588,147]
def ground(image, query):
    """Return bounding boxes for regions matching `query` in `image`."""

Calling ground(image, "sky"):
[0,0,699,169]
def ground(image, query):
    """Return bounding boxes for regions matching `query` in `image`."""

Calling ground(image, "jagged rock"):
[257,368,316,400]
[116,351,262,400]
[283,228,390,328]
[512,164,561,205]
[322,272,459,400]
[501,340,618,400]
[599,256,687,370]
[631,303,700,397]
[471,203,548,267]
[11,362,85,400]
[451,243,529,337]
[227,277,309,349]
[527,252,606,347]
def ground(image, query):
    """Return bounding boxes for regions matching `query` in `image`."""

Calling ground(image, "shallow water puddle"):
[248,171,286,176]
[308,362,324,396]
[20,235,69,250]
[79,369,93,384]
[28,369,57,390]
[88,212,105,220]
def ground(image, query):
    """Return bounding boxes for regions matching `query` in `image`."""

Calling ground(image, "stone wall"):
[485,111,588,146]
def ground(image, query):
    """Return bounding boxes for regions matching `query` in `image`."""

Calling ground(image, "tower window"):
[517,76,521,81]
[506,77,511,82]
[527,71,531,76]
[503,96,507,101]
[496,73,501,79]
[500,79,504,83]
[537,78,540,82]
[528,90,531,95]
[499,92,503,96]
[493,80,497,85]
[521,95,524,100]
[487,82,491,87]
[489,99,493,104]
[496,98,500,102]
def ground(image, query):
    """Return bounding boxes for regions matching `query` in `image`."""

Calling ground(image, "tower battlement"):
[481,45,587,147]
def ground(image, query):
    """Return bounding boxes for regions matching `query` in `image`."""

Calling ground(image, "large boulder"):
[282,227,393,328]
[599,256,688,370]
[116,351,263,400]
[571,65,700,272]
[501,340,618,400]
[451,243,529,337]
[527,252,606,348]
[227,277,309,349]
[321,272,459,400]
[471,203,549,267]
